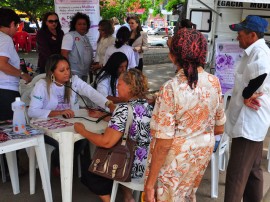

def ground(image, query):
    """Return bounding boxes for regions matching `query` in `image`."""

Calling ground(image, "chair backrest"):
[21,73,46,107]
[13,31,29,44]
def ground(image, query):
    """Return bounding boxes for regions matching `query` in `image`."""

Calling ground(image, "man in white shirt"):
[224,15,270,202]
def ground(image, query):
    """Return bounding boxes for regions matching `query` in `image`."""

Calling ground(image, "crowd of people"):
[1,6,270,202]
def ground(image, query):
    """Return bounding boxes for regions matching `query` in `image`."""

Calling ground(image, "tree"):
[152,0,187,33]
[0,0,54,29]
[100,0,152,24]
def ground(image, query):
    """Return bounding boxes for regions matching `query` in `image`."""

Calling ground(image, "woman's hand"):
[61,109,75,118]
[91,63,101,74]
[74,122,86,135]
[144,187,156,202]
[88,109,106,118]
[21,73,32,84]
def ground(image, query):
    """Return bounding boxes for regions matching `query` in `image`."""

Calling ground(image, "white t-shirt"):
[113,25,121,37]
[96,74,118,97]
[0,31,20,91]
[104,44,136,69]
[62,33,92,76]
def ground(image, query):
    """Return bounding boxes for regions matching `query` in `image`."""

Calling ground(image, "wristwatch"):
[20,71,25,76]
[105,100,113,107]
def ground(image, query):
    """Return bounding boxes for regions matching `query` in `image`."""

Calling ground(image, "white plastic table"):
[0,135,52,202]
[31,109,107,202]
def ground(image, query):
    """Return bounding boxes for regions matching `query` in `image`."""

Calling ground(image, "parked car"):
[148,37,168,47]
[148,27,173,35]
[142,25,153,33]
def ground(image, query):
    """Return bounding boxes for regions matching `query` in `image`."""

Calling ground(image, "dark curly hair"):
[69,12,91,33]
[41,12,62,32]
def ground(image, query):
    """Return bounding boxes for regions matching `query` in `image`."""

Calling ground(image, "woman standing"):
[37,12,64,73]
[94,52,128,103]
[61,12,93,82]
[104,26,136,69]
[128,16,148,71]
[91,20,115,75]
[0,8,31,121]
[144,28,226,201]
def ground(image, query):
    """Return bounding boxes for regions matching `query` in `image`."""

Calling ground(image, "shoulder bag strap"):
[121,104,133,146]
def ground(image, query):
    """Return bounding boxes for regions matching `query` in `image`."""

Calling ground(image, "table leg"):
[35,136,53,202]
[58,132,75,202]
[0,154,6,182]
[5,151,20,194]
[28,147,36,195]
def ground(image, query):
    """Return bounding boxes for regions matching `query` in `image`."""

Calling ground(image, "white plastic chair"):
[267,141,270,173]
[210,89,232,198]
[20,74,82,178]
[110,178,144,202]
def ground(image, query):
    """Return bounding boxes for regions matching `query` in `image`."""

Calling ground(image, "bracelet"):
[105,100,113,107]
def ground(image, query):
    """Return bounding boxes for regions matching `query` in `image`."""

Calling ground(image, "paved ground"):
[0,50,269,202]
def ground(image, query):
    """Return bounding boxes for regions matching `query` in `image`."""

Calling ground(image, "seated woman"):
[74,69,153,202]
[28,54,114,175]
[94,52,128,104]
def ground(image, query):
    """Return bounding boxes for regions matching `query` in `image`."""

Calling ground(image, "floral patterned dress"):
[145,69,226,201]
[108,99,153,179]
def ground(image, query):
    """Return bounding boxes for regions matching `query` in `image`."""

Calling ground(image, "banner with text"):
[54,0,100,51]
[215,41,243,94]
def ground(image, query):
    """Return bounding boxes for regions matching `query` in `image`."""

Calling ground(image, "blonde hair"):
[120,68,148,98]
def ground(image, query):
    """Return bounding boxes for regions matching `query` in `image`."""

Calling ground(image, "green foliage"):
[0,0,54,29]
[100,0,152,24]
[152,0,186,16]
[165,0,185,11]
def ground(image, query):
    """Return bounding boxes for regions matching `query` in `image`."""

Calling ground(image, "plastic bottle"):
[12,97,26,134]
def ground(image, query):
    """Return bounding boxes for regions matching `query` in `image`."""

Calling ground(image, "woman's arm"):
[61,34,73,59]
[214,124,224,135]
[61,49,70,59]
[107,95,126,103]
[144,138,173,200]
[74,123,122,148]
[0,56,31,83]
[141,31,149,52]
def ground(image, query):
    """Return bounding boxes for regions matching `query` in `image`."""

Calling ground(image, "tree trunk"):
[173,2,187,34]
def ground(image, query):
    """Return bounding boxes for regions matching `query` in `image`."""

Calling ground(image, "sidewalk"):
[0,51,269,201]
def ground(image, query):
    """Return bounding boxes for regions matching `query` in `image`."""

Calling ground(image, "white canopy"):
[225,0,270,3]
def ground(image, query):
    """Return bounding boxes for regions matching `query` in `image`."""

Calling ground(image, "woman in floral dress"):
[144,28,226,202]
[74,68,153,202]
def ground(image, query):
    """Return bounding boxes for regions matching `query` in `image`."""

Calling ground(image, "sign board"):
[54,0,100,51]
[214,41,243,94]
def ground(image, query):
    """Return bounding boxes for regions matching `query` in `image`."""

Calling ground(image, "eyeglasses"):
[47,20,59,24]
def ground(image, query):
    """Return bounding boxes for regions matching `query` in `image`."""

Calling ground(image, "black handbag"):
[89,104,136,182]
